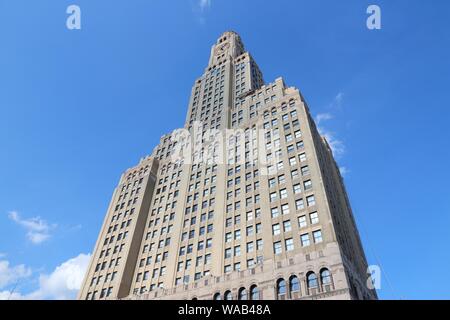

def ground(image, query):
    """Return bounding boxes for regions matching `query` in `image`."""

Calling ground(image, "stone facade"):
[78,31,377,301]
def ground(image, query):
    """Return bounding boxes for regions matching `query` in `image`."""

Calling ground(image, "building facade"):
[78,31,377,300]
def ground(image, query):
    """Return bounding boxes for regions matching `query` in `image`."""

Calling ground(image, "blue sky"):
[0,0,449,299]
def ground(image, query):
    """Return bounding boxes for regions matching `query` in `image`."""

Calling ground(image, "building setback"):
[78,31,377,300]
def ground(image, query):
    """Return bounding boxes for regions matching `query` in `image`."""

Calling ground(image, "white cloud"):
[330,92,344,109]
[318,127,345,157]
[315,92,346,158]
[0,260,32,289]
[0,253,91,300]
[0,290,24,300]
[8,211,56,244]
[339,166,350,177]
[199,0,211,11]
[28,253,91,300]
[315,112,333,125]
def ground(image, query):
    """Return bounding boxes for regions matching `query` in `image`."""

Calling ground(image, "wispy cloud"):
[315,112,333,125]
[319,128,345,157]
[0,260,32,290]
[198,0,211,11]
[8,211,56,245]
[339,166,350,177]
[315,92,346,158]
[192,0,212,24]
[0,253,91,300]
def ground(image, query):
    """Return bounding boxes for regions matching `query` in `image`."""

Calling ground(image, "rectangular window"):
[296,198,305,210]
[298,215,307,228]
[256,239,263,251]
[271,207,279,218]
[306,195,316,207]
[285,238,294,251]
[273,241,282,254]
[283,220,292,232]
[313,230,323,243]
[272,223,281,235]
[300,233,310,247]
[281,204,290,215]
[310,212,319,224]
[304,180,312,190]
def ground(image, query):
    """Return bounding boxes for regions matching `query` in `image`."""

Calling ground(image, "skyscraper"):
[78,31,377,300]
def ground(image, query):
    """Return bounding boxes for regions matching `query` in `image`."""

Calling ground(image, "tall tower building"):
[78,31,377,300]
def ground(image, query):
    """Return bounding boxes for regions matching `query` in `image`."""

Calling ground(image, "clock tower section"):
[207,31,245,67]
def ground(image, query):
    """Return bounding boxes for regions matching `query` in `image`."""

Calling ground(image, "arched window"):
[224,290,233,300]
[320,268,332,285]
[192,297,197,300]
[289,276,300,294]
[213,292,221,300]
[250,285,259,300]
[276,278,286,297]
[238,287,247,300]
[307,272,318,288]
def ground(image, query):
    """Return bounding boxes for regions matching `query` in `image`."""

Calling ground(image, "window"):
[225,248,232,259]
[273,241,282,254]
[270,192,277,202]
[285,238,294,251]
[304,180,312,190]
[320,268,332,285]
[238,287,247,300]
[256,239,263,251]
[296,199,304,210]
[250,285,259,300]
[280,189,288,199]
[293,184,301,194]
[313,230,323,243]
[268,178,276,188]
[300,233,310,247]
[289,157,297,166]
[205,253,212,264]
[307,272,318,288]
[283,220,292,232]
[224,290,233,300]
[271,207,279,218]
[306,195,316,207]
[310,212,319,224]
[247,241,254,253]
[301,166,310,176]
[298,215,307,228]
[299,153,306,162]
[213,293,221,300]
[272,224,281,235]
[277,279,286,297]
[281,204,290,215]
[289,276,300,295]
